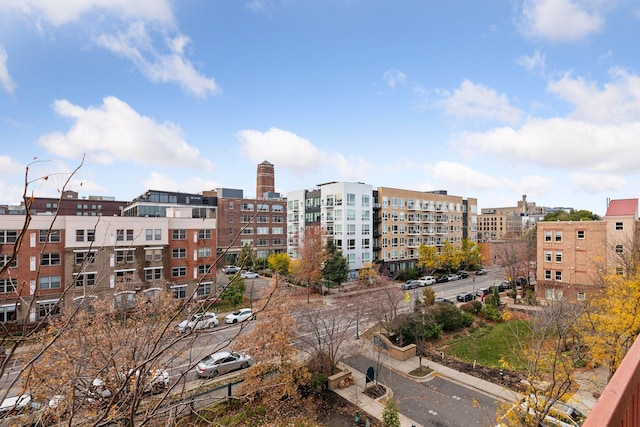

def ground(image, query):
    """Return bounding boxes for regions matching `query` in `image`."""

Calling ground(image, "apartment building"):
[215,188,287,264]
[287,182,373,278]
[375,188,477,276]
[0,210,217,325]
[536,198,638,302]
[23,190,129,217]
[476,195,546,242]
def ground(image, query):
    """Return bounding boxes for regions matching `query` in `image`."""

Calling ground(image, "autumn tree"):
[438,240,463,273]
[417,244,438,274]
[293,224,326,302]
[268,252,291,276]
[358,262,379,285]
[460,238,482,270]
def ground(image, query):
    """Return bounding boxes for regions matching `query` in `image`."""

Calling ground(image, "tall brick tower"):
[256,161,275,199]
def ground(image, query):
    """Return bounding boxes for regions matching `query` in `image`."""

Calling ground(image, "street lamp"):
[355,305,360,340]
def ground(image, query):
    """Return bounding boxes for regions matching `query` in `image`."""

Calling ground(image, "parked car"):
[475,269,488,275]
[497,395,586,427]
[177,312,219,333]
[435,275,449,283]
[435,297,455,305]
[241,270,259,279]
[401,280,420,290]
[121,368,170,394]
[457,292,474,302]
[456,271,470,279]
[476,288,491,297]
[225,308,254,324]
[0,394,39,414]
[498,280,511,291]
[417,276,436,286]
[447,273,460,281]
[195,351,254,378]
[222,266,240,274]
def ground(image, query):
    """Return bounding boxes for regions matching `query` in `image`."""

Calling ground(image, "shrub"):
[461,311,474,327]
[382,400,401,427]
[523,290,537,305]
[460,302,475,313]
[431,304,465,332]
[470,300,483,313]
[479,304,502,322]
[397,268,418,281]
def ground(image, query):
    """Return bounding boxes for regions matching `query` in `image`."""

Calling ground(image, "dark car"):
[435,275,449,283]
[435,297,455,305]
[475,269,488,275]
[456,292,474,302]
[456,270,469,279]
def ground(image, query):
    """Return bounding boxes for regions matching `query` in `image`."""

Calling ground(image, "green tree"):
[487,287,501,308]
[322,240,348,288]
[542,209,601,221]
[237,243,254,270]
[221,278,246,307]
[417,244,438,274]
[382,399,401,427]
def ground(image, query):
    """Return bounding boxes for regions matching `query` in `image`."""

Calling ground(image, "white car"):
[417,276,436,286]
[241,271,259,279]
[225,308,254,324]
[0,394,38,414]
[195,351,254,378]
[177,312,219,333]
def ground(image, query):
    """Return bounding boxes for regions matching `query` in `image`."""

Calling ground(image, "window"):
[555,251,562,262]
[273,216,284,223]
[172,248,187,259]
[362,210,370,221]
[257,215,269,223]
[116,250,134,263]
[75,251,96,265]
[272,227,284,235]
[198,282,212,296]
[41,253,61,266]
[545,288,563,300]
[76,229,85,242]
[545,251,552,262]
[555,231,562,242]
[0,230,17,243]
[115,292,135,310]
[272,204,284,212]
[0,278,17,293]
[39,275,61,290]
[616,267,624,275]
[39,301,60,318]
[257,238,269,246]
[346,193,356,206]
[347,239,356,250]
[256,227,269,235]
[126,229,134,241]
[75,272,96,287]
[272,238,284,246]
[172,266,186,277]
[116,229,124,241]
[555,271,562,281]
[87,229,95,242]
[115,270,135,284]
[241,215,252,223]
[347,224,356,235]
[241,228,254,235]
[362,224,370,235]
[229,214,234,223]
[347,209,356,221]
[362,195,370,207]
[198,247,212,257]
[146,229,161,241]
[145,267,162,281]
[616,245,623,254]
[172,229,186,240]
[257,203,269,212]
[241,203,254,211]
[616,222,624,230]
[198,264,212,275]
[577,230,585,239]
[577,292,586,301]
[39,229,61,243]
[0,254,17,268]
[362,238,370,249]
[545,270,551,280]
[0,305,16,323]
[144,248,163,262]
[544,231,552,242]
[172,285,187,299]
[198,229,212,239]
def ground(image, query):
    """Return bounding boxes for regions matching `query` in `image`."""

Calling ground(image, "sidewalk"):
[334,341,604,426]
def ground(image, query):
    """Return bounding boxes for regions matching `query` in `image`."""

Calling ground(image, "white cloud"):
[520,0,604,42]
[548,68,640,123]
[38,96,214,171]
[334,153,374,182]
[237,128,328,176]
[0,0,174,26]
[570,172,626,193]
[0,47,16,94]
[430,161,501,190]
[516,50,546,73]
[246,0,275,14]
[436,79,523,125]
[457,118,640,173]
[97,23,219,98]
[142,172,219,194]
[509,175,555,198]
[0,155,22,176]
[383,69,407,89]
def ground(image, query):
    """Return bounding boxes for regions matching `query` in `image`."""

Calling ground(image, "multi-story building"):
[374,188,477,276]
[24,190,128,217]
[0,210,217,325]
[215,188,287,264]
[123,189,217,219]
[477,195,549,242]
[536,198,638,302]
[287,182,374,278]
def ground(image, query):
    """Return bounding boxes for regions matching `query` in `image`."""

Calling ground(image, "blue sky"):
[1,0,640,216]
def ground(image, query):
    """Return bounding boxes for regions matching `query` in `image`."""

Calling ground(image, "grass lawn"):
[438,320,531,370]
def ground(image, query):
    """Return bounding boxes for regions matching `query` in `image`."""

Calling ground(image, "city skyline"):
[2,1,640,216]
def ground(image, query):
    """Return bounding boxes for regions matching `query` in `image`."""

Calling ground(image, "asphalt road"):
[404,268,506,303]
[345,354,501,427]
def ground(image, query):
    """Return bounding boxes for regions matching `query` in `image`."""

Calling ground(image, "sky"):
[1,0,640,216]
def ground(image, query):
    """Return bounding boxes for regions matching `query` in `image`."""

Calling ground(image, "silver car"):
[195,351,253,378]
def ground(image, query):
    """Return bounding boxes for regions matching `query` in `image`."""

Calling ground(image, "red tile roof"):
[605,198,638,217]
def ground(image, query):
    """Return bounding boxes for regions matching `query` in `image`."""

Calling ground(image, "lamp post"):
[355,305,360,340]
